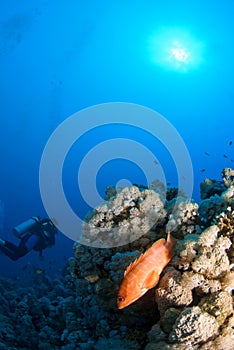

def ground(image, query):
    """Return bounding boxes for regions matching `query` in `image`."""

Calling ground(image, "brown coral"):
[155,267,193,314]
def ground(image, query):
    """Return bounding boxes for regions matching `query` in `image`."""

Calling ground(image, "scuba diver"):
[0,216,58,261]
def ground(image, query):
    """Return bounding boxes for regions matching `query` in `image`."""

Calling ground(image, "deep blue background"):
[0,0,233,281]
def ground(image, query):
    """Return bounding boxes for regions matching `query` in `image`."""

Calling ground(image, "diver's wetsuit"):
[0,234,41,261]
[0,219,57,261]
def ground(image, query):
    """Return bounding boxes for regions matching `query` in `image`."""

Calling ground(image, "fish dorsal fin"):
[124,238,166,276]
[124,253,145,276]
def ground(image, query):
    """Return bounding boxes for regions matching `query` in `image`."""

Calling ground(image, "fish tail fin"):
[166,231,177,250]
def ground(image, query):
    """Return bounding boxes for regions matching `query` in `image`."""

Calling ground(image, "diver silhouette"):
[0,216,58,261]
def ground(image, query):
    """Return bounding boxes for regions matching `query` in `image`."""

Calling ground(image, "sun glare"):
[170,41,190,62]
[149,28,204,72]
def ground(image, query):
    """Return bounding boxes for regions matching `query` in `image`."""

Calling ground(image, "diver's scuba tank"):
[12,216,41,238]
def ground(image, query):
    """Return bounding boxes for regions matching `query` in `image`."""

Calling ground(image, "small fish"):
[117,232,177,309]
[204,152,210,156]
[224,154,228,158]
[201,169,206,172]
[153,160,159,165]
[229,141,232,146]
[35,269,44,275]
[167,182,171,186]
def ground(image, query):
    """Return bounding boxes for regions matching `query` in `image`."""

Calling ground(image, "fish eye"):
[117,296,125,302]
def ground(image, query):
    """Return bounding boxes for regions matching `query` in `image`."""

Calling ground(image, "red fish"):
[117,232,176,309]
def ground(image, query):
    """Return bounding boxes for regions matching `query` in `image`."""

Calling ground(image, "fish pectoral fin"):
[142,271,159,290]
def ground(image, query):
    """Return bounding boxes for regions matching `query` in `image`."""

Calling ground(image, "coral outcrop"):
[82,186,166,247]
[69,169,234,349]
[1,168,234,349]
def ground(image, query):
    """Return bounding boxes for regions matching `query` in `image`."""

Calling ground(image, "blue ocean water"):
[0,0,233,282]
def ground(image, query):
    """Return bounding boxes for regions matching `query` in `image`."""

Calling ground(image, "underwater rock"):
[147,323,167,342]
[160,308,181,335]
[221,271,234,294]
[169,306,219,345]
[94,336,141,350]
[199,314,234,350]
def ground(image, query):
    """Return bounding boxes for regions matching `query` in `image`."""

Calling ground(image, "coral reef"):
[165,196,200,237]
[200,178,226,200]
[222,168,234,187]
[1,168,234,349]
[0,272,76,349]
[70,169,234,349]
[82,185,166,247]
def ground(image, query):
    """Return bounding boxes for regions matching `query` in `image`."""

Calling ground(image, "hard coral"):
[155,267,193,315]
[82,186,166,247]
[200,178,226,200]
[191,232,231,279]
[198,291,233,325]
[169,306,219,346]
[68,171,234,349]
[222,167,234,187]
[166,196,199,237]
